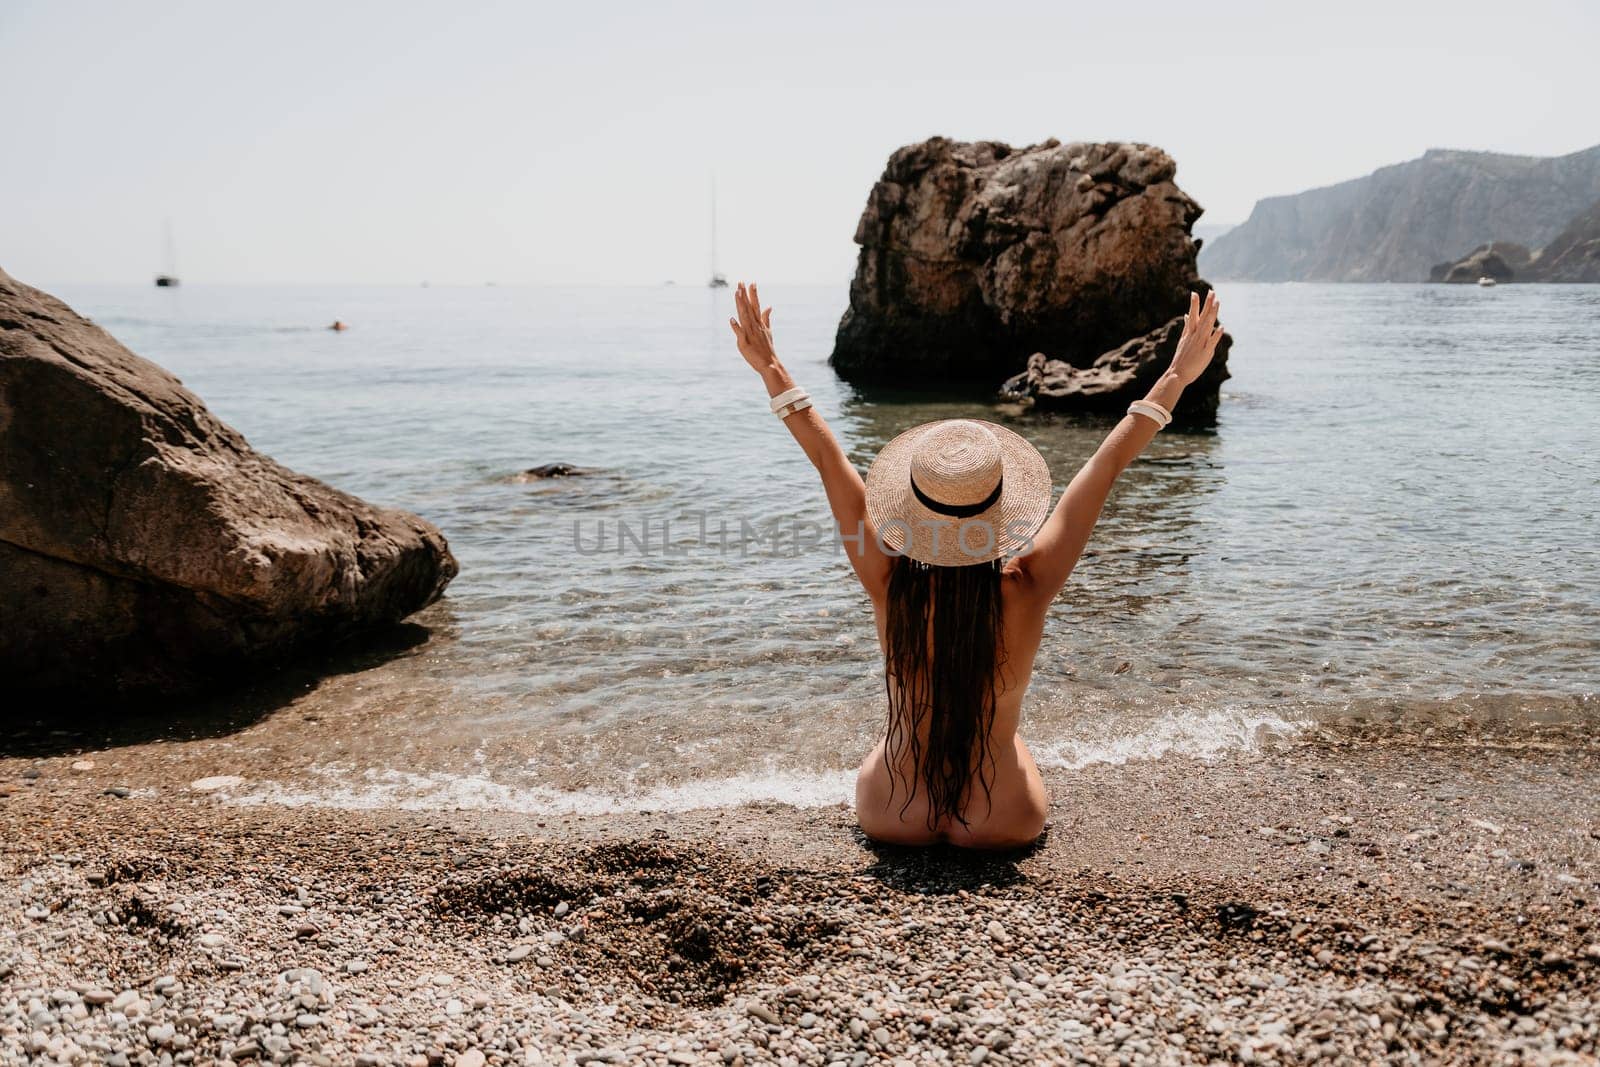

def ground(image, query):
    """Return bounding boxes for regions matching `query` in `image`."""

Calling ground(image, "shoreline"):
[5,729,1600,1064]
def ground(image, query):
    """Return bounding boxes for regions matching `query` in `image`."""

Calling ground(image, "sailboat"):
[154,220,179,287]
[708,176,728,288]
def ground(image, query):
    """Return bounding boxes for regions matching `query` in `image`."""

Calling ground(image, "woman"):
[730,282,1225,849]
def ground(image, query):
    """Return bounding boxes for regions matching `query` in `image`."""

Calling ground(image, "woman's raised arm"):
[1015,290,1225,603]
[730,282,893,599]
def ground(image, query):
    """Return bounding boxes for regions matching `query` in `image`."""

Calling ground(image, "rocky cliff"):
[1525,198,1600,282]
[0,269,458,695]
[1202,144,1600,282]
[830,138,1214,386]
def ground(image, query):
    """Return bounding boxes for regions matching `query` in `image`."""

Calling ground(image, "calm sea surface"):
[53,282,1600,812]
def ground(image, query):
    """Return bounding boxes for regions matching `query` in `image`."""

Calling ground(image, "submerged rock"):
[518,463,584,480]
[0,268,458,695]
[1000,316,1232,428]
[830,137,1219,387]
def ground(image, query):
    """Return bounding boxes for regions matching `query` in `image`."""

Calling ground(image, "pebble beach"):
[7,4,1600,1065]
[5,723,1599,1065]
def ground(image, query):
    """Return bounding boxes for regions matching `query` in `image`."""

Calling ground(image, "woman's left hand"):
[729,281,779,372]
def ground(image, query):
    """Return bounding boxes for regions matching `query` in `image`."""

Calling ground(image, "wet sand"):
[3,725,1599,1065]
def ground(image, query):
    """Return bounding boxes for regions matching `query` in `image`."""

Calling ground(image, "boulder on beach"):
[1428,242,1532,283]
[0,268,458,696]
[1000,316,1232,428]
[830,137,1226,396]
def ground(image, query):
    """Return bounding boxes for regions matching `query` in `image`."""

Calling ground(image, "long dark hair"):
[882,555,1006,829]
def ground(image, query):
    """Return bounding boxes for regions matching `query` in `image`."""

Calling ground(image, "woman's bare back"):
[853,566,1050,848]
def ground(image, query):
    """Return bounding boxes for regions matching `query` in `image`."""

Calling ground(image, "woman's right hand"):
[1169,290,1224,386]
[729,281,780,374]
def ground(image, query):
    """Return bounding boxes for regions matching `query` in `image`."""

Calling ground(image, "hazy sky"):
[3,0,1595,285]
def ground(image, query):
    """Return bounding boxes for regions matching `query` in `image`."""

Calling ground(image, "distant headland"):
[1202,143,1600,283]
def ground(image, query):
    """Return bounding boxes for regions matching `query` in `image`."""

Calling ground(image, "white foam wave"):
[215,708,1303,816]
[1032,706,1303,770]
[224,763,857,816]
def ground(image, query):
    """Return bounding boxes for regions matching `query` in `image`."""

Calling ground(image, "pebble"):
[986,919,1008,943]
[70,760,95,772]
[506,945,535,962]
[103,786,132,798]
[345,959,370,974]
[457,1052,486,1067]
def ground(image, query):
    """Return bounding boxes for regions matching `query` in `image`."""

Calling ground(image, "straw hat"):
[864,419,1053,566]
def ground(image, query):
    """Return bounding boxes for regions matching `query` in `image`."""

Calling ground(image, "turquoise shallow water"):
[47,281,1600,810]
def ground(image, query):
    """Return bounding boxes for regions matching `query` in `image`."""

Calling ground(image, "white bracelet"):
[1135,398,1173,423]
[776,397,814,419]
[1128,400,1172,428]
[1141,398,1173,423]
[769,387,809,413]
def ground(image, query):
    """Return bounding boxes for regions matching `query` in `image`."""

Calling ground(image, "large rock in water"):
[1001,317,1232,427]
[830,137,1215,386]
[0,269,458,695]
[1428,242,1532,283]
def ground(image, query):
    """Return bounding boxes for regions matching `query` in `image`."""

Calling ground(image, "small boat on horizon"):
[154,220,179,288]
[708,176,728,288]
[1477,276,1498,287]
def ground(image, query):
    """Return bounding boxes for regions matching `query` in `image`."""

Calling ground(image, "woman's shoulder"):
[999,557,1053,614]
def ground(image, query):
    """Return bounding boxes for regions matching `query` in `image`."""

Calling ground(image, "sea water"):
[50,281,1600,812]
